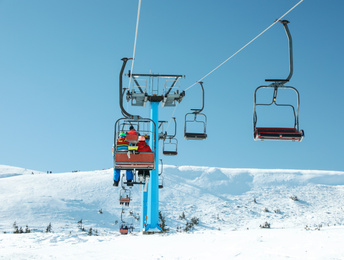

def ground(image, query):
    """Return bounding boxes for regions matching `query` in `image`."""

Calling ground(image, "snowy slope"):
[1,164,344,259]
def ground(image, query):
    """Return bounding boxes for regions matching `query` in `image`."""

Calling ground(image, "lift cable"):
[128,0,142,91]
[183,0,304,93]
[164,0,303,136]
[126,0,142,113]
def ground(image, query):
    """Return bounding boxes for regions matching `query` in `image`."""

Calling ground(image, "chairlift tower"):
[117,58,185,233]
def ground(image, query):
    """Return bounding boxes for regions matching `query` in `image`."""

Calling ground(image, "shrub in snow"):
[13,222,30,234]
[191,217,199,225]
[260,222,271,229]
[98,209,103,214]
[159,211,170,233]
[13,222,19,233]
[183,217,200,232]
[78,219,85,231]
[305,224,322,231]
[274,209,281,214]
[46,223,52,233]
[179,211,186,220]
[25,225,31,233]
[290,195,299,201]
[184,222,194,232]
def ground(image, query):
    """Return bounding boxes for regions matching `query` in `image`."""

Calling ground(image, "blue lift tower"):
[115,58,185,233]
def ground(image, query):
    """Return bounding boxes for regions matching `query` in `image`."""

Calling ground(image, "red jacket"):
[127,128,138,135]
[137,141,152,152]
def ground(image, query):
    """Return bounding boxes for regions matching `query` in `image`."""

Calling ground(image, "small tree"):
[13,222,19,234]
[290,195,299,201]
[183,217,200,232]
[25,225,31,233]
[179,211,186,220]
[260,222,271,229]
[46,223,52,233]
[191,217,199,225]
[159,211,170,233]
[78,219,85,231]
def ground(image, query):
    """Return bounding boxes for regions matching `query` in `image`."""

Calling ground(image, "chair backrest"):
[115,152,155,170]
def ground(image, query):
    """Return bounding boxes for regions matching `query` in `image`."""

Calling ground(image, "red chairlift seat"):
[254,127,304,141]
[115,152,155,170]
[119,197,130,204]
[120,227,129,235]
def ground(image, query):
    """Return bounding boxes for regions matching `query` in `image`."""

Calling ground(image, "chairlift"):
[120,209,134,235]
[162,117,178,156]
[253,20,304,142]
[119,222,134,235]
[120,225,129,235]
[119,188,131,206]
[159,159,164,189]
[114,118,156,171]
[163,138,178,156]
[184,82,207,140]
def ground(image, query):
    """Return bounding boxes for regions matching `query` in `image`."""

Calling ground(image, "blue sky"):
[0,0,343,172]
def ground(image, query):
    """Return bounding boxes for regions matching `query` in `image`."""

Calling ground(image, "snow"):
[1,164,344,259]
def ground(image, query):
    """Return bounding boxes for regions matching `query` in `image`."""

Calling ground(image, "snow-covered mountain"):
[1,164,344,259]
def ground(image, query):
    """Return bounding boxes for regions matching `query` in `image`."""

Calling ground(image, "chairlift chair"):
[162,137,178,156]
[114,118,156,171]
[161,117,178,155]
[253,20,304,142]
[254,85,304,141]
[119,188,131,206]
[120,226,129,235]
[184,82,207,140]
[159,159,164,189]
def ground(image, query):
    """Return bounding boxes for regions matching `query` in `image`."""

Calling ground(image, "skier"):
[113,132,133,187]
[137,136,152,182]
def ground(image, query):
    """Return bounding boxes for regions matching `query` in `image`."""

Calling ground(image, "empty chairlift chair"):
[184,82,207,140]
[161,117,178,155]
[162,137,178,156]
[253,85,304,141]
[253,20,304,142]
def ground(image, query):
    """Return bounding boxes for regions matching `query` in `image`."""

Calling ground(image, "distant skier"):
[137,136,152,182]
[113,132,133,187]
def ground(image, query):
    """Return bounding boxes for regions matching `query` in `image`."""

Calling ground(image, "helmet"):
[119,132,126,137]
[138,136,145,141]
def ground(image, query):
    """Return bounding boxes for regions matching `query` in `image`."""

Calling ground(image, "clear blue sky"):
[1,0,343,172]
